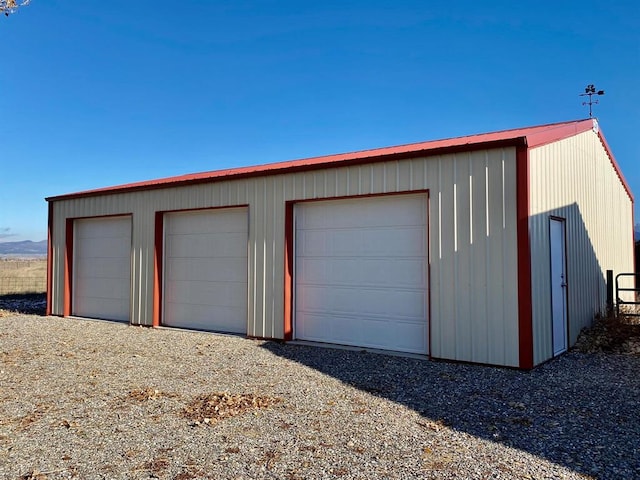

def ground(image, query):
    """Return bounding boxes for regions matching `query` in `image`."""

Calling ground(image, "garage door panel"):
[73,297,129,322]
[75,276,130,301]
[163,208,248,332]
[295,194,428,354]
[298,285,425,319]
[164,303,245,333]
[300,196,424,229]
[165,280,246,307]
[392,322,429,351]
[76,236,130,259]
[75,257,131,280]
[298,227,425,257]
[73,216,131,322]
[361,318,427,352]
[297,313,427,354]
[165,257,246,283]
[298,258,425,287]
[76,222,129,240]
[296,312,341,342]
[166,232,247,258]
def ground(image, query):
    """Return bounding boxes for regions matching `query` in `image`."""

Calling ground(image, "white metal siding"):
[295,194,428,354]
[73,216,131,321]
[49,147,520,366]
[529,128,634,365]
[163,208,248,333]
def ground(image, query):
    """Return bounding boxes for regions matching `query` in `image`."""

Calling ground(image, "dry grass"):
[183,392,283,425]
[574,312,640,355]
[126,387,180,402]
[0,259,47,295]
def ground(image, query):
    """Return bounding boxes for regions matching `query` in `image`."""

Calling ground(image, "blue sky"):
[1,1,638,242]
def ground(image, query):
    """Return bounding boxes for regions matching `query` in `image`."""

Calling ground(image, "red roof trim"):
[47,139,525,201]
[45,119,615,202]
[525,119,594,148]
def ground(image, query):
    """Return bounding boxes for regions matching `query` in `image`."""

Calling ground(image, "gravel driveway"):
[1,314,639,479]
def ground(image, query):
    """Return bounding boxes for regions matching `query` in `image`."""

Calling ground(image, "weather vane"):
[579,84,605,118]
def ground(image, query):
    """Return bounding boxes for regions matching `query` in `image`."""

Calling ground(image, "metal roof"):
[47,118,631,201]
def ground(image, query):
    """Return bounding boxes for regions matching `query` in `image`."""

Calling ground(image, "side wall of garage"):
[529,128,634,365]
[49,147,520,366]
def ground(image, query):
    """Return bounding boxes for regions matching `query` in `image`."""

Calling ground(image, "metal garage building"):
[45,118,634,368]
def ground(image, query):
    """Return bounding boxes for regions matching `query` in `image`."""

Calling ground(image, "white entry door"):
[295,194,428,354]
[550,218,568,356]
[73,216,132,322]
[163,208,248,333]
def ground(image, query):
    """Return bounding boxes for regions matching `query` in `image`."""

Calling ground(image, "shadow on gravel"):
[0,293,47,316]
[261,342,640,479]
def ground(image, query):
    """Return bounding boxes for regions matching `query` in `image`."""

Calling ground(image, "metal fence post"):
[606,269,613,315]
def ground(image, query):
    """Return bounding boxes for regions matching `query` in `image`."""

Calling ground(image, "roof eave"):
[46,137,526,202]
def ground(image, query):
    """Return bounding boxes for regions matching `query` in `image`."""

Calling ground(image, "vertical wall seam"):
[262,178,267,335]
[453,156,459,358]
[484,151,490,356]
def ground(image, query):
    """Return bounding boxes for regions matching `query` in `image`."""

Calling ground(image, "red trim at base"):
[46,202,53,316]
[516,146,534,369]
[153,212,164,327]
[283,202,294,341]
[63,219,74,317]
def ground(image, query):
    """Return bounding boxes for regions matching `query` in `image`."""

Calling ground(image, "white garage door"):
[163,208,248,333]
[73,216,132,322]
[295,194,428,354]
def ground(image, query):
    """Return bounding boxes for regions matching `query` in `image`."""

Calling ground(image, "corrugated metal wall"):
[529,128,634,365]
[50,147,520,366]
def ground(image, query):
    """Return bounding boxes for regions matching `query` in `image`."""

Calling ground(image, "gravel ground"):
[0,313,639,480]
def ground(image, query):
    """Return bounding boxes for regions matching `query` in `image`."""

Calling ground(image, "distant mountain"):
[0,240,47,255]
